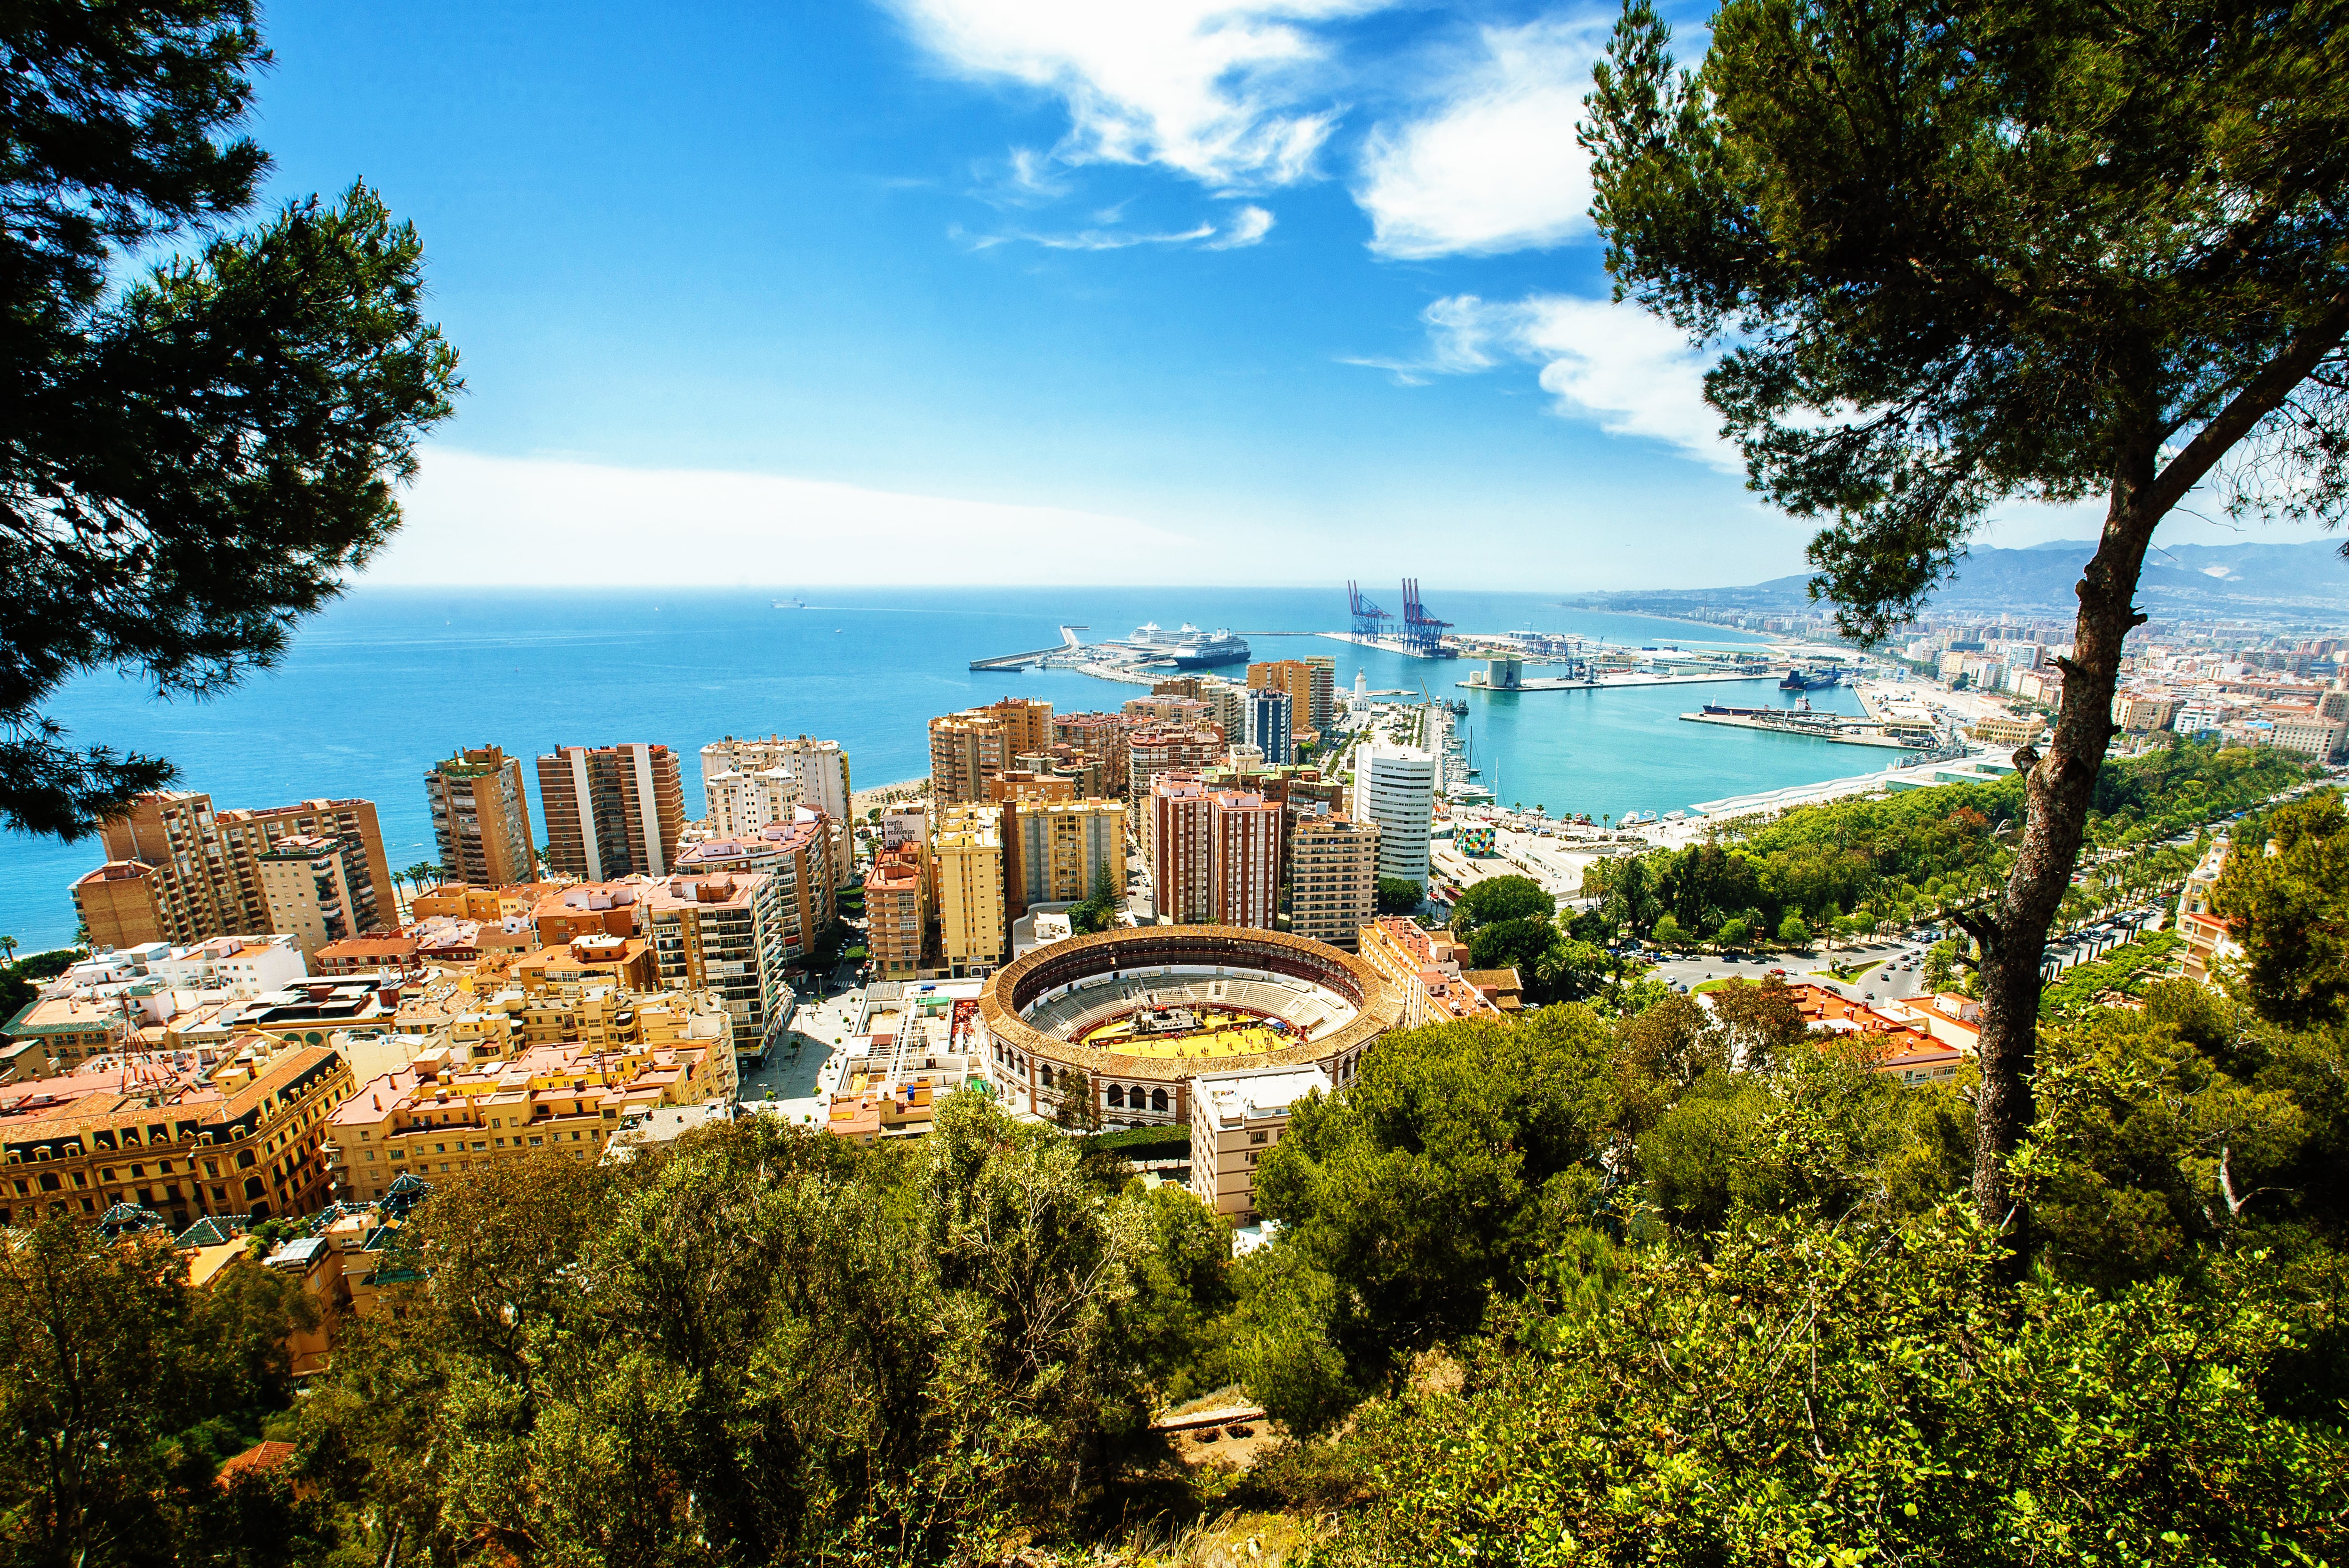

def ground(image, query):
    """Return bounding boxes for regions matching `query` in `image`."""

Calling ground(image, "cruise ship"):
[1116,621,1251,669]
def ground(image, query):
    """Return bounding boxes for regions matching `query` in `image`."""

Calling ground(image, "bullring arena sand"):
[1074,1005,1299,1061]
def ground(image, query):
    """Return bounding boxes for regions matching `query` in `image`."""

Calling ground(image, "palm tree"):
[0,935,16,965]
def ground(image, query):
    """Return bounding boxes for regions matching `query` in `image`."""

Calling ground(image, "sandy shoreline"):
[849,777,926,814]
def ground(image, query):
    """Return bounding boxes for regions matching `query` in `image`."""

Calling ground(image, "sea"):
[0,586,1874,953]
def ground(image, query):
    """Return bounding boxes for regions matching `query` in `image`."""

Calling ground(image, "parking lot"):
[1645,939,1934,1007]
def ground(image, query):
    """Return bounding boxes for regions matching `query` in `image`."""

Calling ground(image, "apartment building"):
[1287,815,1379,950]
[1349,743,1437,889]
[642,873,790,1051]
[1189,1065,1330,1222]
[425,747,538,888]
[324,1035,729,1202]
[671,813,838,961]
[928,699,1053,805]
[1242,689,1295,766]
[1146,776,1280,929]
[2270,713,2346,762]
[1004,797,1124,915]
[1127,726,1226,833]
[865,848,930,981]
[1248,658,1335,732]
[1358,916,1502,1027]
[537,743,685,880]
[257,836,382,962]
[700,734,852,879]
[0,1039,352,1231]
[986,768,1078,805]
[1148,776,1215,923]
[74,791,393,951]
[935,804,1007,977]
[2112,693,2183,732]
[1050,712,1135,796]
[444,985,729,1064]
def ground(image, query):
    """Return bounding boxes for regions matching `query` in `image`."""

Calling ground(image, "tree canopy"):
[0,0,459,840]
[1583,0,2349,1238]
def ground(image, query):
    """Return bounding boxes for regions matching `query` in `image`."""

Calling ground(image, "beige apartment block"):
[928,699,1053,805]
[259,835,383,962]
[1127,726,1225,834]
[2269,713,2346,762]
[78,791,392,951]
[701,734,852,879]
[865,848,929,981]
[1050,712,1136,796]
[671,813,838,960]
[537,743,685,880]
[1004,796,1124,915]
[1189,1064,1331,1222]
[935,804,1007,977]
[1287,814,1379,950]
[1248,659,1335,733]
[425,746,538,888]
[642,872,788,1051]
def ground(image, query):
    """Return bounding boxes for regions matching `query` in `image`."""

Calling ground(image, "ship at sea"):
[1779,665,1843,691]
[1115,621,1251,669]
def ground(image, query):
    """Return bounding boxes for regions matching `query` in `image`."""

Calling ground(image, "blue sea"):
[0,586,1872,952]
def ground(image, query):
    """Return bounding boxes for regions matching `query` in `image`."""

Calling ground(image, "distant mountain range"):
[1574,538,2349,621]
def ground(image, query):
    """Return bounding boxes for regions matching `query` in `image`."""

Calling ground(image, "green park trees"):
[1583,0,2349,1234]
[1373,876,1424,916]
[0,1215,323,1566]
[2213,791,2349,1028]
[0,1,459,842]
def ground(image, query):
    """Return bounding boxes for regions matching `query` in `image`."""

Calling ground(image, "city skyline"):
[248,2,2339,591]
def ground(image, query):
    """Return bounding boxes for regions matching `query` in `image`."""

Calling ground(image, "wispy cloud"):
[1354,16,1608,259]
[970,204,1274,252]
[1356,293,1737,470]
[371,450,1196,586]
[884,0,1374,190]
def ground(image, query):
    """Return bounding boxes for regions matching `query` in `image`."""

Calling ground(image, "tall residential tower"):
[537,744,685,880]
[426,746,538,888]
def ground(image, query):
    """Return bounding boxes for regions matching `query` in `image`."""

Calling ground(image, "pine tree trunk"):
[1968,468,2160,1236]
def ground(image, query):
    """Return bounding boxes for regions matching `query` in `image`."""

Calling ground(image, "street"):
[736,968,868,1113]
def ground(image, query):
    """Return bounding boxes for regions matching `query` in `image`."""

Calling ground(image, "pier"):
[968,625,1088,671]
[1679,707,1931,748]
[1458,671,1782,691]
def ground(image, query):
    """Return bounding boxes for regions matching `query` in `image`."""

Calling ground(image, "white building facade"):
[1350,742,1437,888]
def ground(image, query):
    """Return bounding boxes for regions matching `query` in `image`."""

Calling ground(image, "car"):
[1864,991,1877,1000]
[1768,967,1787,977]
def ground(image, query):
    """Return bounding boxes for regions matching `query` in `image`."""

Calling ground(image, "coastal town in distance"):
[11,573,2342,1268]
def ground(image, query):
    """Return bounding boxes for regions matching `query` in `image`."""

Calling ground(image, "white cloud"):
[367,449,1195,586]
[886,0,1373,188]
[1205,204,1275,247]
[1354,16,1608,259]
[1360,293,1736,469]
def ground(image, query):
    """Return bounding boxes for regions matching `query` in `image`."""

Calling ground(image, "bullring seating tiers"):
[1018,971,1349,1052]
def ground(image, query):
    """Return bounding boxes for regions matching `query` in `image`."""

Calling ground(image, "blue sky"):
[246,0,2317,590]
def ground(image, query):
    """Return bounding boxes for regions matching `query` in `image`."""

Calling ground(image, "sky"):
[243,0,2331,591]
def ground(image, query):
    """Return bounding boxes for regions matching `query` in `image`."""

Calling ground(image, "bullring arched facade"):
[975,925,1405,1126]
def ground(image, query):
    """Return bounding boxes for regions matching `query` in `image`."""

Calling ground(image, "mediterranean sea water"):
[0,586,1872,952]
